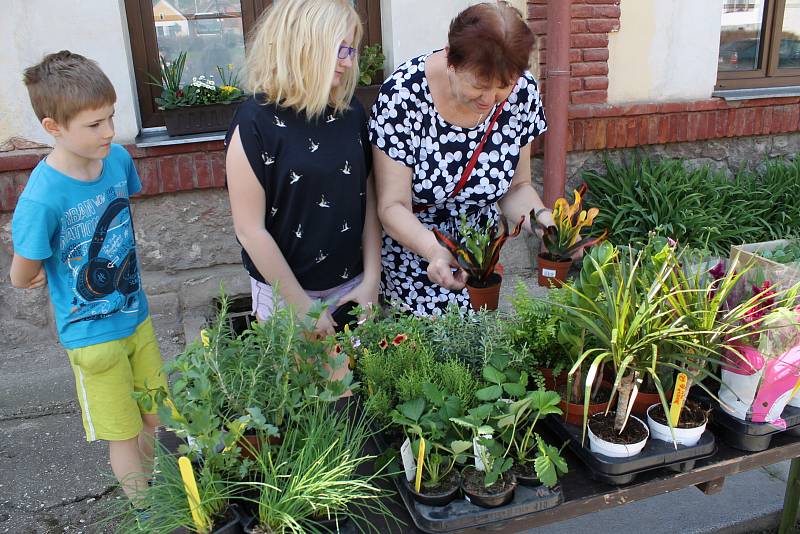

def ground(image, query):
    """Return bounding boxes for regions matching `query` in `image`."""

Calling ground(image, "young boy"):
[10,50,166,503]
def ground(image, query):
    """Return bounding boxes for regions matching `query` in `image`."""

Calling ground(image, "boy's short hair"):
[23,50,116,126]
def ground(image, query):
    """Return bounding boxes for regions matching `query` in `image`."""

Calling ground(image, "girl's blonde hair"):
[246,0,362,119]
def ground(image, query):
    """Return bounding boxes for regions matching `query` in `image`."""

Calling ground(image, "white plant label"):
[473,434,492,471]
[400,437,416,482]
[542,268,557,278]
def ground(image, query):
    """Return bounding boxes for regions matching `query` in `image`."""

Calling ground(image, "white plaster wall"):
[379,0,527,73]
[0,0,140,145]
[607,1,723,104]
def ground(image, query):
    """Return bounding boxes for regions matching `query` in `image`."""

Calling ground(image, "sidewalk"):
[0,237,793,533]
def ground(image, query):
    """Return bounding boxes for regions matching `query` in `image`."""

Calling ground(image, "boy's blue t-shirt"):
[11,144,149,349]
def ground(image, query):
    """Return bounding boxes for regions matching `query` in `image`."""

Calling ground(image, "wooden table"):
[158,429,800,534]
[365,433,800,534]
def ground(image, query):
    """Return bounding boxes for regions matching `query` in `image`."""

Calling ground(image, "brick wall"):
[0,141,226,213]
[528,0,619,105]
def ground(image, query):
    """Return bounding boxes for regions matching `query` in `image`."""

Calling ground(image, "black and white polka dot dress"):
[369,51,547,316]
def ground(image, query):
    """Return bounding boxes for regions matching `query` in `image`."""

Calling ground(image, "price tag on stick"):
[670,373,689,427]
[415,437,426,493]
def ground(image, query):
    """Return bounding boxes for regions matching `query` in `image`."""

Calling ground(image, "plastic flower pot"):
[630,389,672,416]
[536,254,571,288]
[466,272,502,311]
[557,378,613,427]
[587,414,649,458]
[646,404,707,447]
[509,462,539,487]
[460,466,517,508]
[404,470,461,506]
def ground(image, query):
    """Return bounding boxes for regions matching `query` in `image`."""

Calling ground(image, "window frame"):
[125,0,382,129]
[717,0,800,89]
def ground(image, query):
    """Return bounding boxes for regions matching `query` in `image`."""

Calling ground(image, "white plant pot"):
[787,388,800,408]
[646,404,707,447]
[587,415,649,458]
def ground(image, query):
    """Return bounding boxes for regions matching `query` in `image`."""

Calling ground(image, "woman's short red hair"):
[447,2,535,86]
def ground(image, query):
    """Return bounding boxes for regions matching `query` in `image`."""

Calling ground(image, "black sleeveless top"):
[226,94,371,291]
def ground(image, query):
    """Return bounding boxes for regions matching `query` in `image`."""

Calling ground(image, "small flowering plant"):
[147,51,245,110]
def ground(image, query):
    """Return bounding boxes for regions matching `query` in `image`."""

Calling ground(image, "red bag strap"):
[413,98,507,214]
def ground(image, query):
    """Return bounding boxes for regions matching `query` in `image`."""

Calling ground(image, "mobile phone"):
[332,300,359,332]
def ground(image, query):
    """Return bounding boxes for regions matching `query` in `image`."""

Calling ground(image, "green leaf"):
[482,366,506,385]
[399,398,425,423]
[502,382,526,398]
[422,382,444,406]
[475,385,503,401]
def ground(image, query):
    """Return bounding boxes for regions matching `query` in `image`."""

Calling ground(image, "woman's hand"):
[426,245,468,291]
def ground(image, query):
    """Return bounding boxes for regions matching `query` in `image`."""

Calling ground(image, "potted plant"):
[552,238,695,457]
[114,443,241,534]
[716,278,800,426]
[497,389,567,487]
[451,408,516,508]
[434,215,524,311]
[535,184,608,288]
[240,403,394,533]
[390,385,472,506]
[548,242,617,425]
[354,44,385,111]
[148,51,246,136]
[143,293,350,463]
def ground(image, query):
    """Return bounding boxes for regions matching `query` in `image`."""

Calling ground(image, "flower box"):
[162,101,243,136]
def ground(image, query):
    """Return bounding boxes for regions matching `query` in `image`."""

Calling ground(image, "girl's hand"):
[336,279,378,320]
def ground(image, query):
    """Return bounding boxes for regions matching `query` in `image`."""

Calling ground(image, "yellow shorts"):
[66,316,167,442]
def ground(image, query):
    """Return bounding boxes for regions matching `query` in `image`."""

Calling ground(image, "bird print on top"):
[270,207,278,216]
[341,221,350,232]
[315,250,328,263]
[318,195,330,208]
[289,171,302,184]
[341,268,349,279]
[262,152,275,165]
[295,224,303,238]
[325,114,337,123]
[274,116,286,128]
[341,160,351,175]
[309,139,319,152]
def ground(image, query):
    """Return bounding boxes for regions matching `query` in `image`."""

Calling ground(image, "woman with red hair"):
[370,2,554,315]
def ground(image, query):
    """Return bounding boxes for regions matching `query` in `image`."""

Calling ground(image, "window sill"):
[712,86,800,101]
[134,127,226,148]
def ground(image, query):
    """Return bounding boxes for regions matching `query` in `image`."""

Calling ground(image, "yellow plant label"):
[415,437,426,493]
[178,456,210,532]
[670,373,689,427]
[200,329,210,348]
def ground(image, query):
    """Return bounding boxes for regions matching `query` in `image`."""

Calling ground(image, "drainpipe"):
[543,0,571,207]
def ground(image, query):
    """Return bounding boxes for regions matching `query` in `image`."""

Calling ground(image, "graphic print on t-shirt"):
[60,181,141,323]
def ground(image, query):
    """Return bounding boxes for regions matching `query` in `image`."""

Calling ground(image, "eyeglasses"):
[338,45,357,60]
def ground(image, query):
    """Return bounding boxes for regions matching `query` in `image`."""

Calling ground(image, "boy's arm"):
[10,254,46,289]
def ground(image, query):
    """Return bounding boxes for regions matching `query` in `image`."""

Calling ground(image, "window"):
[717,0,800,89]
[125,0,382,129]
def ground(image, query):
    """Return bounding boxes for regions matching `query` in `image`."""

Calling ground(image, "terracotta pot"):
[466,272,502,311]
[236,433,282,460]
[629,390,672,416]
[536,254,571,288]
[558,382,613,427]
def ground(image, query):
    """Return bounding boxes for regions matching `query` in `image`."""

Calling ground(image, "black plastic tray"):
[545,415,717,485]
[710,403,800,452]
[372,432,562,533]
